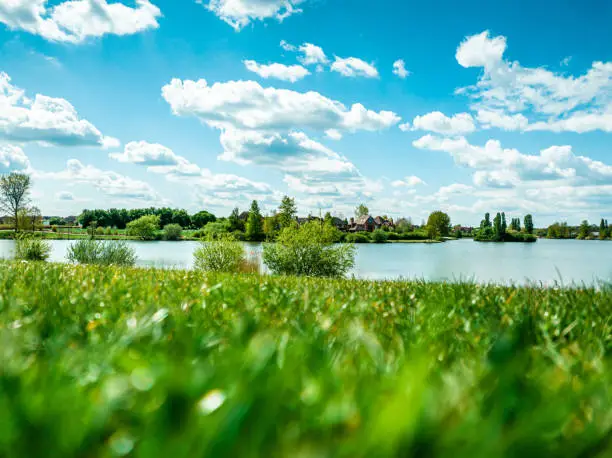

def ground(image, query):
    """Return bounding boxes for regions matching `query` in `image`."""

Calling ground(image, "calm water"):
[1,239,611,285]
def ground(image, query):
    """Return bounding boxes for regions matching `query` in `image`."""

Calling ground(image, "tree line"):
[474,212,536,242]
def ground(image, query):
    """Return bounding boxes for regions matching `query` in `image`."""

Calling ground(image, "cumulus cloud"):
[331,56,379,78]
[456,30,612,133]
[0,72,117,147]
[411,111,475,135]
[109,140,202,176]
[205,0,304,30]
[392,59,410,79]
[40,159,160,201]
[0,0,161,43]
[162,77,399,210]
[0,144,30,173]
[162,78,400,133]
[281,41,329,67]
[413,134,612,188]
[243,60,310,82]
[391,175,425,188]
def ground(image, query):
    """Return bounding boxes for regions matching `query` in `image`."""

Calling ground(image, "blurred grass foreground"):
[1,262,612,457]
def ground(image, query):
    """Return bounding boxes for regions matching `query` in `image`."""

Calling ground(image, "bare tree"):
[0,173,32,233]
[29,206,42,232]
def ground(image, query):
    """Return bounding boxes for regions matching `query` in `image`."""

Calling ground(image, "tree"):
[0,172,31,233]
[163,224,183,241]
[600,219,607,240]
[493,213,502,240]
[481,213,491,229]
[171,209,191,228]
[578,220,591,240]
[49,217,64,226]
[28,206,42,232]
[245,200,265,242]
[524,214,534,235]
[426,211,451,239]
[228,207,244,232]
[191,210,216,229]
[263,215,279,241]
[126,215,160,240]
[278,196,298,229]
[263,221,355,277]
[355,204,369,218]
[501,212,507,235]
[510,217,521,232]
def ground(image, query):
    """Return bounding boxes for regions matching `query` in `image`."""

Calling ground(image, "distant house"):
[330,217,348,231]
[348,215,395,232]
[349,215,376,232]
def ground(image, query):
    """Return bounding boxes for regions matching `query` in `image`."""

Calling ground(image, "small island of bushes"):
[474,212,537,243]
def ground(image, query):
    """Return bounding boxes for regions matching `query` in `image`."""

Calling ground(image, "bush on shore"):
[345,232,370,243]
[14,235,51,261]
[193,235,248,273]
[66,239,137,266]
[371,229,389,243]
[263,221,355,277]
[163,224,183,241]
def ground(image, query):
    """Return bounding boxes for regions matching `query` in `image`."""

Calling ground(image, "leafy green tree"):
[510,217,521,232]
[228,207,245,232]
[193,234,246,273]
[355,204,369,218]
[191,210,216,228]
[600,219,607,240]
[501,212,507,235]
[493,213,502,240]
[278,196,298,229]
[263,215,279,241]
[578,220,591,240]
[481,213,491,229]
[524,214,534,235]
[263,221,355,277]
[0,172,31,233]
[126,215,160,240]
[163,224,183,241]
[171,209,191,228]
[246,200,265,242]
[426,211,451,239]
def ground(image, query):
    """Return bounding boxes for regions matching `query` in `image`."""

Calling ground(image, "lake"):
[0,238,611,285]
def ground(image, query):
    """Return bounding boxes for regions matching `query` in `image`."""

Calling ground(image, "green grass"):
[1,262,612,457]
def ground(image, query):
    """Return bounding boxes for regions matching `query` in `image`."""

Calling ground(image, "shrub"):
[345,232,370,243]
[193,235,246,273]
[105,227,112,236]
[66,239,137,266]
[95,226,105,236]
[164,224,183,241]
[372,229,389,243]
[126,215,160,240]
[263,221,355,277]
[14,235,51,261]
[51,225,58,233]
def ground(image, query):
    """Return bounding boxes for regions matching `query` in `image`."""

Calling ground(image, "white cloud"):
[414,135,612,189]
[392,59,410,79]
[399,122,410,132]
[456,30,506,69]
[331,56,379,78]
[391,176,425,188]
[0,72,116,147]
[456,30,612,133]
[205,0,304,30]
[0,0,161,43]
[411,111,475,135]
[476,109,529,131]
[162,78,400,133]
[324,129,342,140]
[109,140,202,176]
[297,43,328,66]
[243,60,310,82]
[40,159,160,201]
[0,144,30,173]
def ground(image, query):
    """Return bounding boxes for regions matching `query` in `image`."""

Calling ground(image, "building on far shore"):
[348,215,395,232]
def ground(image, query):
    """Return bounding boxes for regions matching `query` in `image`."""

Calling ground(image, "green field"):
[1,262,611,457]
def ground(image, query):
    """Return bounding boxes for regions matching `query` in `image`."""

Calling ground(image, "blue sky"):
[1,0,611,225]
